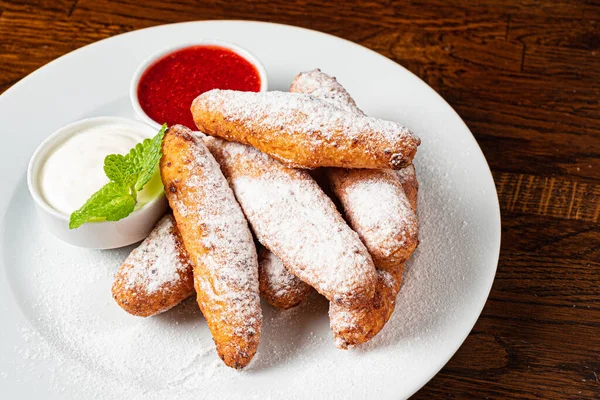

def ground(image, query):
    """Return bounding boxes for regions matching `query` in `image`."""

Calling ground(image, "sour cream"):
[39,120,162,215]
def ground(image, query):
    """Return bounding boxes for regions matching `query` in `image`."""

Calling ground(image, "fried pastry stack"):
[112,69,420,367]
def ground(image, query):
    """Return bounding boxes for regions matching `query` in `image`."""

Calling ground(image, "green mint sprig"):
[69,124,167,229]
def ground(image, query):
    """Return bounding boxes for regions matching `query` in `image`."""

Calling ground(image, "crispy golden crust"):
[112,214,194,317]
[203,136,377,309]
[191,90,419,170]
[258,247,312,310]
[161,125,261,369]
[329,266,404,349]
[327,168,418,270]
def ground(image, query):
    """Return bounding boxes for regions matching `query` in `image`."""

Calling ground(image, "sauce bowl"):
[130,40,269,130]
[27,116,168,249]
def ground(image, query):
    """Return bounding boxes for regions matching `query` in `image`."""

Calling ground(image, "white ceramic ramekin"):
[130,40,269,130]
[27,116,168,249]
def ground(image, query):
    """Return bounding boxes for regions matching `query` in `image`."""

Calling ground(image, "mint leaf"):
[126,141,146,174]
[104,154,139,188]
[104,154,129,183]
[135,124,166,190]
[69,124,167,229]
[69,182,136,229]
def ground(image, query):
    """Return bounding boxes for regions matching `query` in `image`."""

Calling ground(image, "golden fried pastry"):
[112,213,194,317]
[291,69,420,348]
[202,135,377,308]
[289,68,364,115]
[160,125,262,369]
[191,89,420,170]
[326,168,418,270]
[329,266,404,349]
[395,164,419,212]
[327,196,416,347]
[329,169,419,347]
[258,247,312,310]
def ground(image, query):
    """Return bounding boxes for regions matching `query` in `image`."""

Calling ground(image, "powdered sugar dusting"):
[204,136,376,307]
[258,247,311,308]
[342,176,411,249]
[3,50,499,400]
[395,164,416,183]
[236,172,371,301]
[193,89,419,169]
[291,69,418,269]
[117,214,189,295]
[200,90,414,142]
[378,269,398,290]
[289,69,365,116]
[5,128,495,398]
[329,169,418,267]
[260,250,301,298]
[291,69,419,348]
[395,164,418,212]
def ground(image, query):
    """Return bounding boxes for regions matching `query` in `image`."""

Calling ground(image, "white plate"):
[0,21,500,400]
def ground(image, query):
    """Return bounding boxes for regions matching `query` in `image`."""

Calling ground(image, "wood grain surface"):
[1,1,599,398]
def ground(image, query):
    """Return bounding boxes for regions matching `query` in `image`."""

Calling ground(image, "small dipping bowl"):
[27,117,168,249]
[130,40,268,130]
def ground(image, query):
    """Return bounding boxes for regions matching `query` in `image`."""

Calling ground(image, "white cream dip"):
[39,121,162,214]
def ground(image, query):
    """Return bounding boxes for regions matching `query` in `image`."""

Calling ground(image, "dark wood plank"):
[509,17,600,50]
[495,172,600,222]
[70,5,402,49]
[0,10,130,88]
[73,0,600,23]
[0,0,76,15]
[490,257,600,312]
[75,0,510,28]
[501,213,600,260]
[464,114,600,182]
[355,28,600,183]
[414,320,600,399]
[524,44,600,81]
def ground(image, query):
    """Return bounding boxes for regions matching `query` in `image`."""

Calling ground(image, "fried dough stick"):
[161,125,262,369]
[113,213,308,316]
[326,168,418,270]
[192,89,420,170]
[258,246,312,310]
[112,214,194,317]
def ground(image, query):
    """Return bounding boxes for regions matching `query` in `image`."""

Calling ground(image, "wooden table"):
[1,1,598,398]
